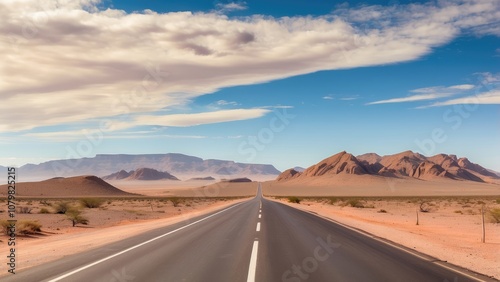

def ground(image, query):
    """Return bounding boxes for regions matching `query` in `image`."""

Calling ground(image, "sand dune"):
[0,175,134,197]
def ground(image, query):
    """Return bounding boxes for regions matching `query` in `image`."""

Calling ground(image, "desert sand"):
[110,180,258,197]
[263,174,500,196]
[272,196,500,279]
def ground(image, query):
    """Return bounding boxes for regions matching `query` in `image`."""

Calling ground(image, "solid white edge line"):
[256,222,261,232]
[47,202,245,282]
[246,241,259,282]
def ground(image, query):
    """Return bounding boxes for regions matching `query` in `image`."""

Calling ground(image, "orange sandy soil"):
[0,197,248,275]
[271,196,500,279]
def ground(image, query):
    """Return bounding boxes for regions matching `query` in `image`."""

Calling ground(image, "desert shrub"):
[454,210,463,214]
[17,206,32,214]
[18,220,42,234]
[377,209,387,213]
[488,208,500,223]
[39,200,51,206]
[39,208,50,214]
[53,202,71,214]
[346,199,364,208]
[496,199,500,204]
[465,209,476,215]
[79,198,105,208]
[66,209,89,227]
[0,220,42,235]
[170,197,182,207]
[328,197,339,205]
[476,200,486,205]
[0,220,13,235]
[287,196,301,204]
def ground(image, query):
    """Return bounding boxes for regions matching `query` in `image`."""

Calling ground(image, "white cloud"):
[121,108,271,129]
[427,90,500,107]
[215,2,248,13]
[216,100,239,106]
[367,84,475,105]
[0,0,499,133]
[340,96,359,101]
[447,84,475,90]
[323,96,334,100]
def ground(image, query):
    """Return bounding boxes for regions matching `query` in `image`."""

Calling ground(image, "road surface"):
[1,184,495,282]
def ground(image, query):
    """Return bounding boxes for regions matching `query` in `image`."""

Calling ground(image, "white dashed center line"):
[246,241,259,282]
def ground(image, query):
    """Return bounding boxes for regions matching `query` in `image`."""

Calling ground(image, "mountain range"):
[277,151,500,184]
[15,154,280,181]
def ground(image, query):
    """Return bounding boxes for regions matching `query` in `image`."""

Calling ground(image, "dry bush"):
[39,208,50,214]
[52,201,71,214]
[17,206,32,214]
[345,199,364,208]
[488,208,500,223]
[79,198,105,209]
[18,220,42,234]
[0,220,13,235]
[0,220,42,235]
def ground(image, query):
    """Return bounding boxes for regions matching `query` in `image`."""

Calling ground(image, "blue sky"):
[0,0,499,172]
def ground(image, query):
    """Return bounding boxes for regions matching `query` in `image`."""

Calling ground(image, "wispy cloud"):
[216,100,240,106]
[323,96,334,100]
[340,96,359,101]
[1,0,499,134]
[120,108,271,129]
[366,84,475,105]
[22,108,269,141]
[215,2,248,13]
[425,90,500,107]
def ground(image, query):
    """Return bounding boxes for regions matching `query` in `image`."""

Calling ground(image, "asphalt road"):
[2,184,495,282]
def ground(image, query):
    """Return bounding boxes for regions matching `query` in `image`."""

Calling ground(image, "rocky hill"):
[277,150,499,184]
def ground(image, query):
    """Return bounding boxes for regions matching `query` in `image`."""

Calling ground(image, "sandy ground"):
[263,175,500,196]
[271,196,500,279]
[110,180,258,197]
[0,197,248,275]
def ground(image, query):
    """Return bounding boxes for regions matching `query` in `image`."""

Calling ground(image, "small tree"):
[170,197,182,207]
[66,209,89,227]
